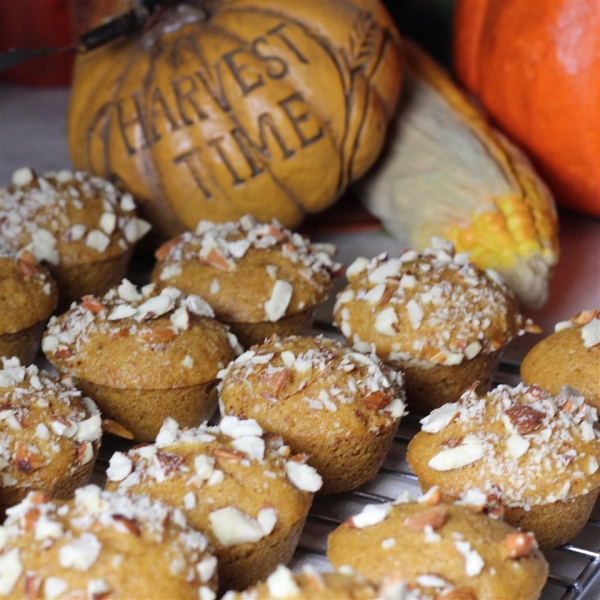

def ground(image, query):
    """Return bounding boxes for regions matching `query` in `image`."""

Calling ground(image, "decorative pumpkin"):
[68,0,403,238]
[454,0,599,217]
[359,41,559,309]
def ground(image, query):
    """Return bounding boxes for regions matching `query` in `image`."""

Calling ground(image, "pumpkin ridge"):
[212,4,351,193]
[197,19,320,216]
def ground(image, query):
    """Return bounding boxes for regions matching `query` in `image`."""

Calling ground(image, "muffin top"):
[521,310,600,407]
[218,336,406,441]
[0,168,150,266]
[327,492,548,600]
[333,238,532,366]
[43,281,238,389]
[106,416,321,550]
[0,247,57,334]
[407,383,600,509]
[151,215,342,323]
[0,485,217,599]
[0,358,102,494]
[223,565,479,600]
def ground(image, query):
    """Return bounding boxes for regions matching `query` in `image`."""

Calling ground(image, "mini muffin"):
[327,493,548,600]
[106,416,321,591]
[0,167,151,307]
[43,280,238,441]
[151,215,342,348]
[0,485,218,599]
[407,383,600,548]
[0,357,101,511]
[521,310,600,411]
[0,247,57,365]
[333,237,536,413]
[218,335,406,494]
[223,565,480,600]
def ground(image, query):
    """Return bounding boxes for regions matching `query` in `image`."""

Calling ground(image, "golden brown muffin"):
[327,493,548,600]
[0,247,57,365]
[218,335,406,494]
[521,310,600,411]
[0,485,218,599]
[407,383,600,548]
[151,215,342,348]
[0,357,101,511]
[106,416,321,591]
[0,167,150,307]
[43,280,238,441]
[333,237,536,413]
[223,565,480,600]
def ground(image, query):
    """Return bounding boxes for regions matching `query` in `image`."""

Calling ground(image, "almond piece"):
[13,443,45,473]
[112,515,141,537]
[260,368,291,394]
[154,237,180,261]
[379,286,395,306]
[23,508,41,531]
[24,572,42,599]
[200,247,231,270]
[403,505,447,532]
[503,532,536,558]
[18,251,45,279]
[439,588,478,600]
[363,390,390,410]
[29,491,52,505]
[213,447,245,462]
[155,452,185,475]
[101,419,134,440]
[54,347,74,359]
[75,442,94,466]
[138,327,176,343]
[571,309,600,326]
[504,404,545,435]
[81,295,105,315]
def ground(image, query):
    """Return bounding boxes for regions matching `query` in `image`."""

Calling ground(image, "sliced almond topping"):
[13,443,45,473]
[260,368,291,394]
[419,487,442,506]
[403,505,447,532]
[24,572,41,599]
[54,347,74,360]
[155,237,180,260]
[23,508,41,532]
[138,327,176,343]
[503,532,536,558]
[75,442,94,466]
[213,447,245,462]
[363,390,390,410]
[101,419,134,439]
[200,247,232,271]
[112,515,141,537]
[504,404,545,435]
[571,309,600,326]
[81,295,105,315]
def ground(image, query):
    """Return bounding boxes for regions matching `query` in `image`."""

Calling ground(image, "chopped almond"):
[504,532,536,558]
[403,505,448,532]
[102,419,134,439]
[363,390,390,410]
[199,247,231,271]
[138,327,176,343]
[504,404,545,434]
[155,237,180,260]
[82,295,105,315]
[260,368,291,394]
[213,447,245,461]
[13,442,45,473]
[112,514,141,537]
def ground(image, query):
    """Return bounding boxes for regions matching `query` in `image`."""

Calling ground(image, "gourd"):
[454,0,599,217]
[68,0,403,238]
[359,41,559,309]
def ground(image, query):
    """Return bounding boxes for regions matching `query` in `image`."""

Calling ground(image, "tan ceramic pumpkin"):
[68,0,403,238]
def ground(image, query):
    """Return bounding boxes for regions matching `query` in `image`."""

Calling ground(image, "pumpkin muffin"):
[521,309,600,411]
[151,215,342,348]
[327,493,548,600]
[0,167,151,307]
[218,335,406,494]
[333,237,535,413]
[407,383,600,548]
[106,416,321,591]
[0,247,57,365]
[0,485,218,599]
[223,565,480,600]
[43,280,238,441]
[0,357,102,512]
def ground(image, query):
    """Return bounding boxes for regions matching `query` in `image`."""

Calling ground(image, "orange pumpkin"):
[68,0,403,238]
[454,0,600,217]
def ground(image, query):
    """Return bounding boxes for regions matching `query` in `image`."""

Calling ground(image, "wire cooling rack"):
[90,319,600,600]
